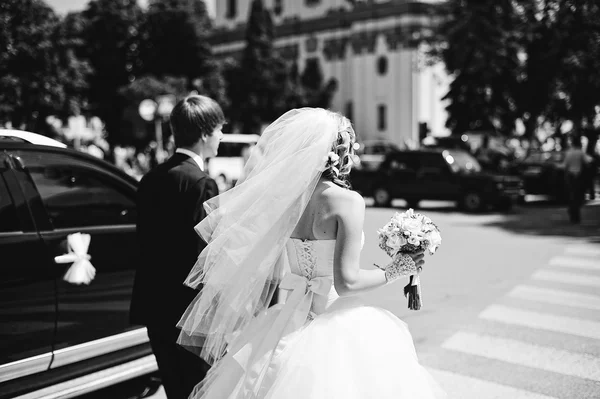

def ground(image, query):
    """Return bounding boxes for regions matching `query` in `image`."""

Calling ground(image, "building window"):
[378,104,387,131]
[306,36,318,53]
[306,0,320,6]
[226,0,237,19]
[377,56,388,76]
[274,0,283,15]
[345,101,353,122]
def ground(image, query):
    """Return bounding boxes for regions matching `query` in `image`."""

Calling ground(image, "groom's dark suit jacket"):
[130,153,218,332]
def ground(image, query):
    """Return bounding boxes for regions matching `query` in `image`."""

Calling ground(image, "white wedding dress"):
[191,236,446,399]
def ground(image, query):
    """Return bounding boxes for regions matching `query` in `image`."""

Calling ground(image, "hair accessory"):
[326,151,340,166]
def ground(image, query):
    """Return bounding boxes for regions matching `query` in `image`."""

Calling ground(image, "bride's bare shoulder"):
[320,183,364,214]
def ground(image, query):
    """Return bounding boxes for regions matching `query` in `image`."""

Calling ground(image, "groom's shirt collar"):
[175,148,204,171]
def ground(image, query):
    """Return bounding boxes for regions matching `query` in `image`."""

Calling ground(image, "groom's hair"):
[170,95,225,148]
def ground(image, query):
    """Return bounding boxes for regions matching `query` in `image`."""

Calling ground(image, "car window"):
[420,154,447,169]
[446,150,482,173]
[0,174,19,233]
[363,146,377,155]
[17,151,136,229]
[388,154,419,172]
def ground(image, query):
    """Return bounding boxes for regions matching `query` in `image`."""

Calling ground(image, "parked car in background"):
[351,148,524,212]
[354,139,403,171]
[421,135,471,153]
[0,130,158,399]
[423,131,517,173]
[511,150,568,203]
[207,133,259,192]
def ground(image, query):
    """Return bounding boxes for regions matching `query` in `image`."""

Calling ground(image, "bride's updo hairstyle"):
[323,111,358,189]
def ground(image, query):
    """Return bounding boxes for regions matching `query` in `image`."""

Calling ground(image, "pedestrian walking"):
[563,135,592,223]
[130,95,225,399]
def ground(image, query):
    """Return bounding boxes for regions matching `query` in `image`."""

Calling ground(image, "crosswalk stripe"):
[442,331,600,382]
[426,368,558,399]
[549,256,600,271]
[507,285,600,311]
[532,270,600,288]
[565,245,600,257]
[479,304,600,340]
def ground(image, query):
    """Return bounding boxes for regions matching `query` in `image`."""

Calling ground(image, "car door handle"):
[9,155,25,170]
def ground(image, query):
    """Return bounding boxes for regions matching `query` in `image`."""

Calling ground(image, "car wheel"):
[461,191,485,212]
[373,187,392,207]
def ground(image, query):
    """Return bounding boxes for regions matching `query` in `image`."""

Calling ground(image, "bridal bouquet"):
[377,209,442,310]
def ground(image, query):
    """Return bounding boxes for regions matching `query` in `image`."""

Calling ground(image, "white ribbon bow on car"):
[54,232,96,285]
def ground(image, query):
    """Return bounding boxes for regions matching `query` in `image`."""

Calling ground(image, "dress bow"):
[230,272,333,397]
[54,233,96,285]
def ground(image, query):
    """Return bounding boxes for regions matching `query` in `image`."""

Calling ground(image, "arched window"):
[378,104,387,131]
[345,101,353,122]
[274,0,283,15]
[227,0,237,19]
[377,56,388,76]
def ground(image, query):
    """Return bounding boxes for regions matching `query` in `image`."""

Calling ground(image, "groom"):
[130,95,225,399]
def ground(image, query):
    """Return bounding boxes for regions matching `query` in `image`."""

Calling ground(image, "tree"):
[81,0,144,145]
[429,0,521,136]
[0,0,91,132]
[553,0,600,152]
[299,58,338,108]
[509,1,566,139]
[431,0,600,148]
[54,12,93,120]
[234,0,287,134]
[140,0,213,82]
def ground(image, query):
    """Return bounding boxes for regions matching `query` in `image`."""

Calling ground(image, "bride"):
[177,108,446,399]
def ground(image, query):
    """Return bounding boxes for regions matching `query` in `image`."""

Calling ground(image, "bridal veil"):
[177,108,339,364]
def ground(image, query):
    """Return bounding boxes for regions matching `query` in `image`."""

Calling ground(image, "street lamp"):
[138,95,176,163]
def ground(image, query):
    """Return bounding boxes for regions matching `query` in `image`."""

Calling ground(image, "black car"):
[350,148,524,212]
[0,131,159,399]
[511,150,568,203]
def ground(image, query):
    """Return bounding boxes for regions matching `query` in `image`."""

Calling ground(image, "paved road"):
[146,199,600,399]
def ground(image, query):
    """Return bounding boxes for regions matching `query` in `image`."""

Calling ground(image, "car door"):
[415,154,460,200]
[385,153,420,199]
[0,152,56,383]
[12,149,146,369]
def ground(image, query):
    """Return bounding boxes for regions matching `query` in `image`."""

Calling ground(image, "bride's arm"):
[331,191,386,296]
[332,191,424,297]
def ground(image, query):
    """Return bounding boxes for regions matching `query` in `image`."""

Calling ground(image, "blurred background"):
[2,0,599,188]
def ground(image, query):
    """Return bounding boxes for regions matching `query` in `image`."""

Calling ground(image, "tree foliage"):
[429,1,520,135]
[140,0,212,80]
[0,0,91,132]
[431,0,600,148]
[80,0,144,144]
[227,0,338,133]
[232,0,279,134]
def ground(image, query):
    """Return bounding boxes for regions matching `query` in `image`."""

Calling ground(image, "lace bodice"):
[284,232,364,316]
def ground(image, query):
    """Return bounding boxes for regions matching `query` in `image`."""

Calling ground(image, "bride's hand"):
[405,250,425,274]
[375,250,424,283]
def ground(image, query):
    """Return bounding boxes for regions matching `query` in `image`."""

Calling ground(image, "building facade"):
[210,0,449,145]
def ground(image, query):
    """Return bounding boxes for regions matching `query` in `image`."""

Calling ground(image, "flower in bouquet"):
[376,209,442,310]
[377,208,441,257]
